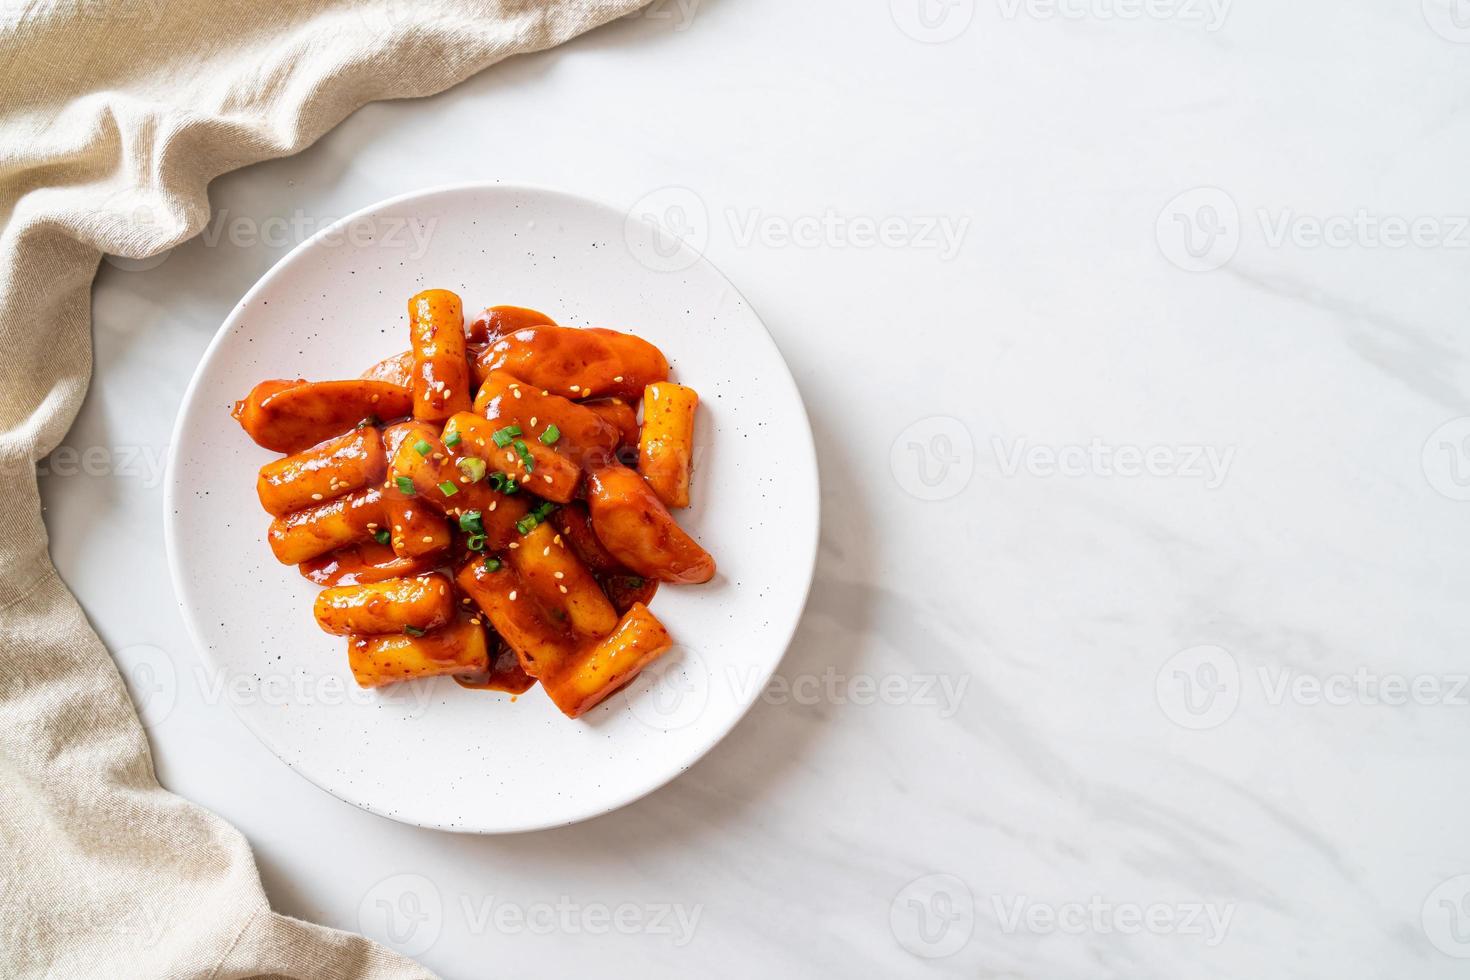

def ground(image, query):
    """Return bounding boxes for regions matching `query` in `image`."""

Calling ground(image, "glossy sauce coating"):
[444,411,581,505]
[361,350,414,387]
[472,370,621,469]
[240,289,717,713]
[298,541,440,587]
[638,382,698,509]
[582,398,641,455]
[552,502,659,614]
[389,429,531,550]
[235,379,410,454]
[507,522,618,638]
[474,325,669,402]
[268,486,388,565]
[466,305,555,345]
[541,604,673,718]
[381,422,453,558]
[585,465,715,584]
[313,573,454,636]
[256,427,386,517]
[348,617,489,688]
[455,559,575,678]
[409,289,472,423]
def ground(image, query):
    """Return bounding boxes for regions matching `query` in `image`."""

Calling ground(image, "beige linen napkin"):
[0,2,648,976]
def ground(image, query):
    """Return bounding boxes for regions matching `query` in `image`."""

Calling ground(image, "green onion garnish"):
[373,528,390,545]
[515,501,558,535]
[465,534,486,552]
[491,425,522,448]
[444,430,462,447]
[395,476,415,495]
[413,439,433,457]
[458,511,484,534]
[438,480,459,497]
[456,456,487,482]
[512,438,534,473]
[483,557,502,573]
[404,625,426,637]
[539,423,561,445]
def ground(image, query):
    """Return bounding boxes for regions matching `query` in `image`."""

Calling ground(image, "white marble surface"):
[43,0,1470,975]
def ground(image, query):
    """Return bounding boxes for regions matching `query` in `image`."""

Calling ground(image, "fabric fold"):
[0,2,649,976]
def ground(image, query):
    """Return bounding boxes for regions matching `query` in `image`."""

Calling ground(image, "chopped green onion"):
[395,476,415,496]
[539,423,561,445]
[413,439,433,457]
[483,557,502,573]
[512,438,534,473]
[491,425,522,448]
[373,528,390,545]
[444,430,462,447]
[456,456,487,482]
[465,533,486,552]
[403,625,426,637]
[515,501,558,535]
[438,480,459,497]
[458,511,484,534]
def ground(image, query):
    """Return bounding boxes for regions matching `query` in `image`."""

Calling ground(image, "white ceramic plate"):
[165,183,818,833]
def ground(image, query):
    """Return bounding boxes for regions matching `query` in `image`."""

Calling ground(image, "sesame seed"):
[553,571,564,579]
[422,535,433,543]
[509,542,519,549]
[394,525,403,532]
[489,501,497,511]
[614,376,623,383]
[543,547,551,556]
[529,417,537,427]
[512,388,522,399]
[520,474,530,484]
[558,585,568,594]
[553,534,562,545]
[443,389,452,398]
[311,493,323,500]
[569,385,580,393]
[542,475,553,484]
[508,590,517,600]
[370,394,381,403]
